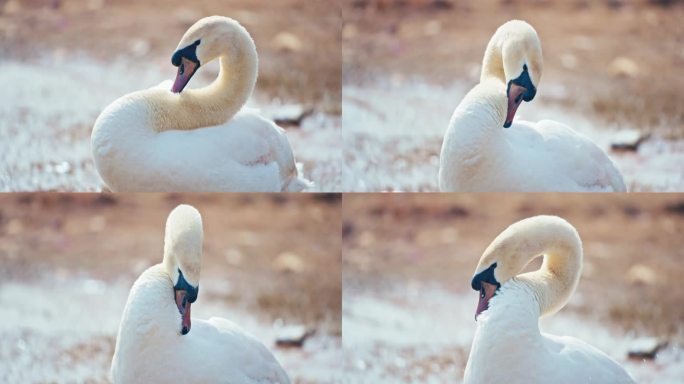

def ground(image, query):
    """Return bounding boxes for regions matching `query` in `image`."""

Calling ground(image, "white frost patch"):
[287,112,342,192]
[0,276,128,383]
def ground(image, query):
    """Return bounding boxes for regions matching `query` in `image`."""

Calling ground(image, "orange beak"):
[475,281,498,320]
[175,289,192,335]
[504,83,527,128]
[171,57,199,93]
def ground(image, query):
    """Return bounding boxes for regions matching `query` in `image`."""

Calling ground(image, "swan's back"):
[92,93,301,192]
[205,317,290,383]
[113,317,290,384]
[543,334,635,384]
[502,119,626,192]
[443,115,627,192]
[112,266,290,384]
[170,317,290,384]
[468,334,635,383]
[464,282,635,384]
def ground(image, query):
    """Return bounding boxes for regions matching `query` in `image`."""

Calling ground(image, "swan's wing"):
[544,334,635,383]
[225,110,307,190]
[148,112,297,192]
[535,120,626,191]
[200,317,291,384]
[203,114,276,167]
[509,120,626,191]
[147,85,270,162]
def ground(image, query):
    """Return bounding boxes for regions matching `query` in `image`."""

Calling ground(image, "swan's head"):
[499,20,543,128]
[470,216,562,319]
[163,204,203,335]
[171,16,249,93]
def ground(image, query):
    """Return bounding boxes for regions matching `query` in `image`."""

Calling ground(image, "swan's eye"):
[480,287,486,299]
[182,296,187,308]
[179,63,185,75]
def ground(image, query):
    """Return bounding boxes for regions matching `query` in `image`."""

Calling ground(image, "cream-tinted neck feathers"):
[475,215,582,317]
[147,16,258,132]
[439,20,544,170]
[162,204,203,288]
[480,20,543,88]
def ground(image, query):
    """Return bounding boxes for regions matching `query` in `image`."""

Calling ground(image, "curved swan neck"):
[151,22,258,132]
[117,264,177,336]
[184,48,258,124]
[480,20,538,84]
[439,79,507,190]
[512,219,582,317]
[162,204,203,286]
[480,35,505,83]
[476,216,583,317]
[445,79,507,143]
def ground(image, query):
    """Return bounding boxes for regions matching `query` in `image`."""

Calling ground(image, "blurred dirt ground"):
[2,0,341,111]
[342,0,684,191]
[343,193,684,382]
[0,0,342,191]
[0,193,342,383]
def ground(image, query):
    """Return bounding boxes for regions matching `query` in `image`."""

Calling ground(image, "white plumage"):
[439,21,625,192]
[464,215,634,384]
[111,205,290,384]
[91,16,309,192]
[465,282,635,384]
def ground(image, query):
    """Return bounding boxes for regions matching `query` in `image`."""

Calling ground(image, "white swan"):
[111,205,290,384]
[92,16,310,192]
[464,215,634,384]
[439,20,626,192]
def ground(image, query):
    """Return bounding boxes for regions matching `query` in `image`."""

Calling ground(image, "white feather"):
[91,17,309,192]
[439,21,625,192]
[111,205,290,383]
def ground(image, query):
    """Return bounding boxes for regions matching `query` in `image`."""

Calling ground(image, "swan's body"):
[439,21,625,192]
[464,215,634,384]
[111,205,290,384]
[92,16,309,192]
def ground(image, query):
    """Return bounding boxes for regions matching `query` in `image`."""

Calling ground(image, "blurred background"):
[0,0,341,191]
[342,0,684,191]
[0,193,342,383]
[343,193,684,383]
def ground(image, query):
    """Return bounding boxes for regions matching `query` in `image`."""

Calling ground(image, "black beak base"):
[174,270,198,336]
[171,40,201,93]
[471,263,500,291]
[171,39,201,67]
[471,263,501,320]
[174,270,199,303]
[507,64,537,103]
